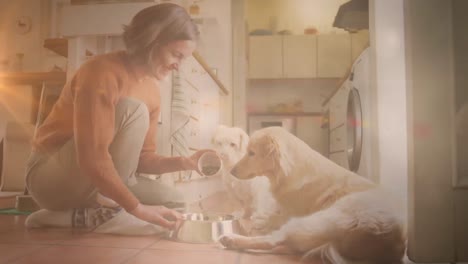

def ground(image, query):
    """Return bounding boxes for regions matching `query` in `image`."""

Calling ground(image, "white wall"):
[370,0,408,214]
[193,0,232,125]
[246,0,349,35]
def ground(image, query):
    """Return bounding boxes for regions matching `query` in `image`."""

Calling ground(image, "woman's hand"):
[184,149,216,173]
[129,204,183,229]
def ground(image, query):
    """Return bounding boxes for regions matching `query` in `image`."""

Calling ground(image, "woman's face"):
[150,40,196,80]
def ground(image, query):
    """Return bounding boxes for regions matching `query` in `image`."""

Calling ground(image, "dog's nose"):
[230,167,237,177]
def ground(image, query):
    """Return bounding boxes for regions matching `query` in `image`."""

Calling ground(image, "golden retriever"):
[212,125,279,231]
[219,127,406,263]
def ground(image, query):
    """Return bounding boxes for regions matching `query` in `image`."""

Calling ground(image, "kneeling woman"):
[25,3,210,229]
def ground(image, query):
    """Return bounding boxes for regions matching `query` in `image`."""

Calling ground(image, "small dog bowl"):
[198,152,223,177]
[170,213,244,244]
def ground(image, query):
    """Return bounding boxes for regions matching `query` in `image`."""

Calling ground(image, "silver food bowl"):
[170,213,244,244]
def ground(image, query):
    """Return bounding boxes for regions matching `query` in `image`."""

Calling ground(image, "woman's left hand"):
[184,149,216,173]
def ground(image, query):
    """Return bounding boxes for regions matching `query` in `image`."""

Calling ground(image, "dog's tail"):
[301,244,369,264]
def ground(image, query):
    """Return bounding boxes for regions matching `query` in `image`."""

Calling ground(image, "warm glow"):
[0,83,34,123]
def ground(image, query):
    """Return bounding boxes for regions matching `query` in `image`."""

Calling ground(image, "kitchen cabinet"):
[249,33,357,79]
[329,125,346,153]
[328,84,348,129]
[317,34,352,78]
[296,116,325,154]
[248,35,316,79]
[283,35,317,78]
[248,36,283,79]
[329,151,348,168]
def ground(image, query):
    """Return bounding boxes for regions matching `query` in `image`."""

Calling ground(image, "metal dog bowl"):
[170,213,244,244]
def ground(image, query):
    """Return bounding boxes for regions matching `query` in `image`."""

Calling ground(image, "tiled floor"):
[0,214,308,264]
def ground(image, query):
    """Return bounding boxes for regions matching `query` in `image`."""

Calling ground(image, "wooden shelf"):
[193,51,229,96]
[0,72,66,86]
[42,39,229,96]
[44,38,68,57]
[44,38,93,58]
[248,112,322,116]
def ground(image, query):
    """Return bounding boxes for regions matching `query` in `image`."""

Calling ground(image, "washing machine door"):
[346,87,363,172]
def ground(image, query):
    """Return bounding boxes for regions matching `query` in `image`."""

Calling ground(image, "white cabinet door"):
[317,34,352,78]
[329,125,346,153]
[248,36,283,79]
[329,85,349,129]
[296,116,325,154]
[283,35,317,78]
[329,151,348,169]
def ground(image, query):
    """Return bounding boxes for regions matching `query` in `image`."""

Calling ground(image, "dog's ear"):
[263,134,280,159]
[264,133,292,179]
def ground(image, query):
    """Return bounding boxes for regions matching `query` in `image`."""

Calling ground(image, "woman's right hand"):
[129,203,183,229]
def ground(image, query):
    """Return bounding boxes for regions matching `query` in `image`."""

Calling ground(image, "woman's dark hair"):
[122,3,199,65]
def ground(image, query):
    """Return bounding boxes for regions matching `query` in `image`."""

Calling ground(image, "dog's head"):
[230,127,296,185]
[211,125,249,169]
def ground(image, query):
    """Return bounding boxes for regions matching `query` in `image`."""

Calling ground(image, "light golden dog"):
[212,125,279,231]
[219,127,406,263]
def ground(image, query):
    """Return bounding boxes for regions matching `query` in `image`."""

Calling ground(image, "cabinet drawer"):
[329,125,346,153]
[329,151,349,169]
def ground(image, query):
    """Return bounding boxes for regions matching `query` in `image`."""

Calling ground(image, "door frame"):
[405,0,468,262]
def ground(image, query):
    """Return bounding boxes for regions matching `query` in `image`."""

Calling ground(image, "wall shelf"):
[0,72,66,86]
[43,38,93,58]
[248,112,322,116]
[42,39,229,96]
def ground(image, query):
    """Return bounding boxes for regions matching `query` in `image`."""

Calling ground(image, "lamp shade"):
[333,0,369,32]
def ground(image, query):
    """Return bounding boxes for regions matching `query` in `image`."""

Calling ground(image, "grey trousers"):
[26,98,184,210]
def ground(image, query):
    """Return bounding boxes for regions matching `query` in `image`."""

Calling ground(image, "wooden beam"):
[192,51,229,96]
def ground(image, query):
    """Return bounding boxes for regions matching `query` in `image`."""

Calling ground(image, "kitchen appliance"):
[346,87,363,172]
[248,115,296,134]
[348,47,372,178]
[326,47,371,178]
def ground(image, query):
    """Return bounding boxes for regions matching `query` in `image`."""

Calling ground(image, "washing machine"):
[348,47,372,178]
[328,47,372,178]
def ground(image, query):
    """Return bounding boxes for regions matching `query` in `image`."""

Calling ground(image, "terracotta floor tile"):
[0,244,46,264]
[125,248,240,264]
[0,228,86,245]
[150,238,224,251]
[0,215,27,233]
[237,252,304,264]
[8,245,139,264]
[60,232,162,248]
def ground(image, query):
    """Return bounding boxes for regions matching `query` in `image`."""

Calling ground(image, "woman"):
[25,3,208,230]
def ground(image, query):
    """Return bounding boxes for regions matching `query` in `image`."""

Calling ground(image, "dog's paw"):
[218,234,244,250]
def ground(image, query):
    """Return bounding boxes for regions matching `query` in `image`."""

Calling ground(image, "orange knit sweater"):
[33,51,186,211]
